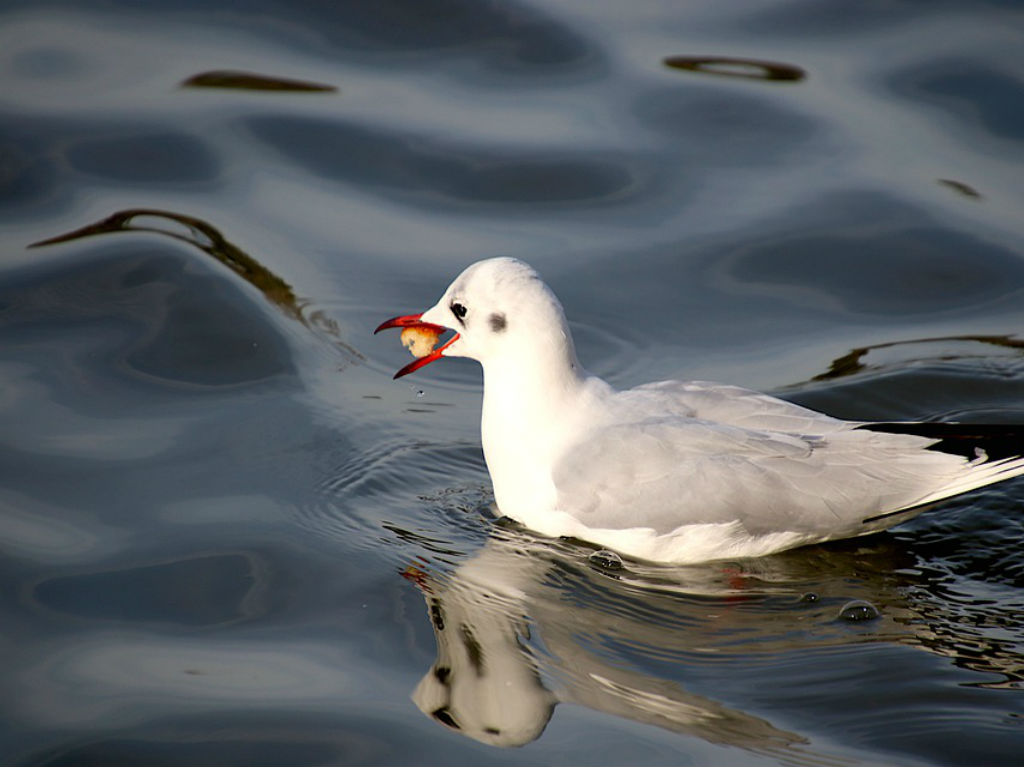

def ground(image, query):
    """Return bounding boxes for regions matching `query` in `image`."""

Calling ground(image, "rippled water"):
[1,1,1023,765]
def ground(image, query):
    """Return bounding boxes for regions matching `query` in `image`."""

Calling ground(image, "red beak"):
[374,313,460,379]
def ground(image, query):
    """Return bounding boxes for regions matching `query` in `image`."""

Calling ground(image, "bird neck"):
[481,330,585,431]
[478,334,588,520]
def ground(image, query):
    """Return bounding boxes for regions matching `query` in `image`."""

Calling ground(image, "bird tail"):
[856,422,1024,524]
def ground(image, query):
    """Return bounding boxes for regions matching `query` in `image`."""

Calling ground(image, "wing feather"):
[553,382,972,539]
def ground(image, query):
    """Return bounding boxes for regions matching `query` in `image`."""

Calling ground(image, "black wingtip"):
[856,422,1024,462]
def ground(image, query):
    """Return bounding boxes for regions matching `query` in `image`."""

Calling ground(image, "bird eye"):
[451,302,468,320]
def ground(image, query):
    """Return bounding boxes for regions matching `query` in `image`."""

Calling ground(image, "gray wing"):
[552,383,963,538]
[626,380,853,435]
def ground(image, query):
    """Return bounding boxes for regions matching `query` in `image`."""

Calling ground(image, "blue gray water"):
[1,1,1023,764]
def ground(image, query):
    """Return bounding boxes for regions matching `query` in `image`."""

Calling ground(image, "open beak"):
[374,313,460,379]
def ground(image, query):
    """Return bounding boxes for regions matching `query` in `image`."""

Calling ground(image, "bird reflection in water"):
[405,526,1023,758]
[406,529,818,757]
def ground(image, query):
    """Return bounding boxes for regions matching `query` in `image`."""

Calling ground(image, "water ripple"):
[243,115,648,207]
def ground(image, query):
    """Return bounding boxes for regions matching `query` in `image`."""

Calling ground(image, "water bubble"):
[589,549,624,570]
[800,592,819,603]
[838,600,880,622]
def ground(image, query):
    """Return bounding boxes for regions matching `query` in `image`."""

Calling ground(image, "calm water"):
[1,1,1023,764]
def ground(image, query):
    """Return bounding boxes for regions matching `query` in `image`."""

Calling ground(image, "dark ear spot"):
[489,312,507,333]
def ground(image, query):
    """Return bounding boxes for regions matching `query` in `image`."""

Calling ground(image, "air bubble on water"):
[588,549,624,570]
[800,592,819,603]
[838,599,879,622]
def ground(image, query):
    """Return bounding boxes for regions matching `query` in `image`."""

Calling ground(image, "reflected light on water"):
[812,334,1024,381]
[13,635,355,728]
[663,56,806,83]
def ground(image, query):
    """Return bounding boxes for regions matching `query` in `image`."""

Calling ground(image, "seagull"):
[375,257,1024,564]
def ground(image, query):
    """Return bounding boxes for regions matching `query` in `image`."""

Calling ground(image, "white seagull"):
[376,257,1024,564]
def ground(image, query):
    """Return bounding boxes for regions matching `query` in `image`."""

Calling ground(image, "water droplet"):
[800,592,819,603]
[838,600,879,622]
[589,549,623,570]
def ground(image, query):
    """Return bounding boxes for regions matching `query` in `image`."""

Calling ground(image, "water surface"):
[1,1,1023,765]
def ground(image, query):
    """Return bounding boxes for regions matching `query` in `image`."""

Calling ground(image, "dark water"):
[1,1,1023,764]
